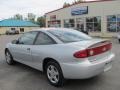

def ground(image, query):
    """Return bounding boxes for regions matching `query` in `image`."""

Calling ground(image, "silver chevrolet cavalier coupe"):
[5,28,115,87]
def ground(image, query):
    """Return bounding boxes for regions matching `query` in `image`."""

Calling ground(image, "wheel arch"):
[42,57,61,72]
[5,48,12,57]
[5,48,9,54]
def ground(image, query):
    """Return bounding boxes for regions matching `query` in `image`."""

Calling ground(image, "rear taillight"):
[74,43,112,58]
[74,50,88,58]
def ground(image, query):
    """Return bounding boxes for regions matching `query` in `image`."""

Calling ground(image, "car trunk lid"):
[67,39,112,62]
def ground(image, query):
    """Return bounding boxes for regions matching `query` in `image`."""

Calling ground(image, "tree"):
[36,16,45,27]
[13,14,23,20]
[63,0,84,7]
[63,2,70,8]
[27,13,36,23]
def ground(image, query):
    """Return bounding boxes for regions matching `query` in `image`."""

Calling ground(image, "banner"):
[71,6,88,16]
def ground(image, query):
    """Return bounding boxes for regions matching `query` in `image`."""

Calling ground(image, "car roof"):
[32,28,73,32]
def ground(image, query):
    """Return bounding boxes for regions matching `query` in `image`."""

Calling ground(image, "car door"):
[10,31,38,65]
[30,32,57,70]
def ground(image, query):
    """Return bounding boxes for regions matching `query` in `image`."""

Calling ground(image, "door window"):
[18,32,38,45]
[34,32,56,45]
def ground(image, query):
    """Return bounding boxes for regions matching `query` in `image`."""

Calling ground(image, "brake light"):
[74,43,112,58]
[74,50,88,58]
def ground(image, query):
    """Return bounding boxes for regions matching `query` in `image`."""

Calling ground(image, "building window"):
[117,15,120,31]
[20,28,24,32]
[64,19,75,28]
[48,20,61,27]
[107,15,120,32]
[86,17,101,32]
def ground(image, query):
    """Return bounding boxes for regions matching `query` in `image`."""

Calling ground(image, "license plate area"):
[104,61,112,72]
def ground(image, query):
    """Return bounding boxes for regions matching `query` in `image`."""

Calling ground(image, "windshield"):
[48,29,92,43]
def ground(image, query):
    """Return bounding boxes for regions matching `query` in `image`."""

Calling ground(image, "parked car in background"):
[6,29,19,35]
[5,28,115,87]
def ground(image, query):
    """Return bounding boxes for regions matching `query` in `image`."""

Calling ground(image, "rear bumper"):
[60,53,115,79]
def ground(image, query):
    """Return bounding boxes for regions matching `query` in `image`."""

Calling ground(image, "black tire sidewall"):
[119,39,120,43]
[5,50,15,65]
[45,61,65,87]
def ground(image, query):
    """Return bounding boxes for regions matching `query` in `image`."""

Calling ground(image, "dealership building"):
[45,0,120,37]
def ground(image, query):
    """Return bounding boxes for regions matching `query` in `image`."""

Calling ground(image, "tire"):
[45,61,65,87]
[119,39,120,43]
[5,50,15,65]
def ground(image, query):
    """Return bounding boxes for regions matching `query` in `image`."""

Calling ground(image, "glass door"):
[76,18,85,31]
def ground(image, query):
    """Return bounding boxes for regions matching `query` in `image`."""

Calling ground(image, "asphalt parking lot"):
[0,35,120,90]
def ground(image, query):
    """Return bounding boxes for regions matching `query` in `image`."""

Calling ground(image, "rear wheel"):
[45,61,65,87]
[5,50,15,65]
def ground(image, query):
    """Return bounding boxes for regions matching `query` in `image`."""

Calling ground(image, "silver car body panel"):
[6,28,115,79]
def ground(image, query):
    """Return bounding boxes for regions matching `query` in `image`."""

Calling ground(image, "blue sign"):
[71,6,88,16]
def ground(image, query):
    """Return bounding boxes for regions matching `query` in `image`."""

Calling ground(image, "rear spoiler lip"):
[87,39,111,49]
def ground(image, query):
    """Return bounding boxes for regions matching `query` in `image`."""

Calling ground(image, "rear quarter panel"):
[31,44,84,64]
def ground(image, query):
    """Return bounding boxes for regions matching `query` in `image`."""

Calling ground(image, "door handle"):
[27,48,30,50]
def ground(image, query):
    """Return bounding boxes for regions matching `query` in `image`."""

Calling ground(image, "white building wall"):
[0,27,40,34]
[46,0,120,37]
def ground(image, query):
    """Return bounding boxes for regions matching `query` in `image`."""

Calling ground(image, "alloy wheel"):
[5,52,11,64]
[47,65,59,84]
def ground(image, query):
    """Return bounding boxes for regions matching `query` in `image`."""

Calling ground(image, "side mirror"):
[12,40,19,44]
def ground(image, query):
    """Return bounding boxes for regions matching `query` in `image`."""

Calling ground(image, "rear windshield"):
[48,29,92,43]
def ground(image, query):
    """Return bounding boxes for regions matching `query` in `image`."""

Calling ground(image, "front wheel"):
[119,39,120,43]
[45,61,65,87]
[5,50,15,65]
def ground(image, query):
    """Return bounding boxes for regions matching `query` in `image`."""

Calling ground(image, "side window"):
[18,32,38,45]
[35,32,56,45]
[20,28,24,32]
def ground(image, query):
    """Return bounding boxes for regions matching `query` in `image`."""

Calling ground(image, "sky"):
[0,0,96,20]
